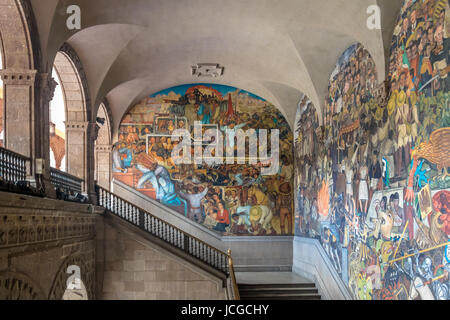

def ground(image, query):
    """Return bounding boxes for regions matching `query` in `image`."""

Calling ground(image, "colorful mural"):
[295,0,450,300]
[113,84,294,236]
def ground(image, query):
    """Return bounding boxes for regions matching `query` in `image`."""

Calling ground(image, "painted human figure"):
[344,144,359,210]
[112,143,125,173]
[409,256,436,300]
[358,145,369,214]
[369,151,382,205]
[220,121,248,153]
[358,163,369,214]
[322,227,342,274]
[225,189,240,215]
[277,182,292,235]
[157,176,188,217]
[214,201,230,232]
[179,186,208,221]
[119,143,133,170]
[197,97,211,124]
[390,192,405,233]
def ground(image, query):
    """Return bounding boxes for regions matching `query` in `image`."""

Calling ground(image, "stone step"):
[240,288,319,295]
[237,283,321,300]
[238,283,316,290]
[240,294,321,300]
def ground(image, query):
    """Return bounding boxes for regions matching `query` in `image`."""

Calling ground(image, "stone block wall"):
[99,216,227,300]
[0,191,99,299]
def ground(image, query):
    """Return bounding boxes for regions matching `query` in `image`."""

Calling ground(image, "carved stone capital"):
[87,122,101,142]
[37,73,58,104]
[0,69,37,85]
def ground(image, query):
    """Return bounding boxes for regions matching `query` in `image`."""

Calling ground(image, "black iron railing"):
[0,147,28,182]
[96,185,231,275]
[50,168,83,195]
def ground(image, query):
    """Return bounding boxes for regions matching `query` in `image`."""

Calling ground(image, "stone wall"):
[0,191,99,299]
[292,237,353,300]
[98,214,227,300]
[113,179,294,272]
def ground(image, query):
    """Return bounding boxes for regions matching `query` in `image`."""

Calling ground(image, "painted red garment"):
[225,93,235,119]
[216,209,230,225]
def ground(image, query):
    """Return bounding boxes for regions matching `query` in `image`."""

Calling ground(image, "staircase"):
[238,283,321,300]
[96,185,229,273]
[95,185,241,300]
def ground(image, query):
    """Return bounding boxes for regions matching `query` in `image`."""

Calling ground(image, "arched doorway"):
[51,49,90,192]
[49,66,66,172]
[62,279,89,300]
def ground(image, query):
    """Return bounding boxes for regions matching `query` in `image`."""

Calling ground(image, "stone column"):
[94,144,112,191]
[87,122,100,203]
[0,69,37,176]
[35,73,58,198]
[65,120,99,203]
[65,120,89,185]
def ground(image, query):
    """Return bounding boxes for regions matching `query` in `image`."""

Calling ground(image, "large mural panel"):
[113,84,294,236]
[295,0,450,300]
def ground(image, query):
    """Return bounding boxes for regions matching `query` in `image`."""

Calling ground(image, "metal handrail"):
[95,185,236,276]
[50,167,83,194]
[227,249,240,300]
[0,146,29,182]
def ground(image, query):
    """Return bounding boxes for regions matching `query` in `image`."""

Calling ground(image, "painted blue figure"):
[197,103,211,124]
[136,164,161,197]
[413,159,429,190]
[112,145,125,173]
[157,176,188,216]
[119,146,133,169]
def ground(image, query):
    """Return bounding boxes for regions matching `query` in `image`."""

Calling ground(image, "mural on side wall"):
[113,84,294,236]
[295,0,450,300]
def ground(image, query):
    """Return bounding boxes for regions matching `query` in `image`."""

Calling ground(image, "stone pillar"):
[65,120,99,203]
[87,122,100,203]
[95,144,112,191]
[65,121,89,184]
[35,73,58,198]
[0,69,37,172]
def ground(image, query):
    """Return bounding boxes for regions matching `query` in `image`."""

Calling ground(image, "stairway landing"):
[235,272,321,300]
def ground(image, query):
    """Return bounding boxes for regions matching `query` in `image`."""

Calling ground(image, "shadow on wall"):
[294,0,450,301]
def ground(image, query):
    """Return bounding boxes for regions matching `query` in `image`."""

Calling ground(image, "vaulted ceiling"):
[30,0,403,135]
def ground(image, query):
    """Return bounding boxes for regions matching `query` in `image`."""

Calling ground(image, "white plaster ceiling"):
[30,0,403,136]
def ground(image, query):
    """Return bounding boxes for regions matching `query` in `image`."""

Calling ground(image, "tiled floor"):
[235,272,310,284]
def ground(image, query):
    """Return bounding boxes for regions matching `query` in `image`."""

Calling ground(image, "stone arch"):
[0,270,46,300]
[0,0,35,70]
[94,100,113,189]
[51,43,93,194]
[62,278,89,300]
[48,254,95,300]
[0,0,37,157]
